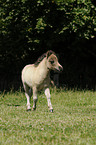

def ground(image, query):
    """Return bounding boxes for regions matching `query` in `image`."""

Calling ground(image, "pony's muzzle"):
[59,65,63,72]
[57,64,63,72]
[55,64,63,72]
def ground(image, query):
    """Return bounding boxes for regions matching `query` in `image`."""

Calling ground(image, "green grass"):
[0,89,96,145]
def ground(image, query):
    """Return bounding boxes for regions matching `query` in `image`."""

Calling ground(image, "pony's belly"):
[37,78,50,91]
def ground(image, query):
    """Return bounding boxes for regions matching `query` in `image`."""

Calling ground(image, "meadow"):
[0,88,96,145]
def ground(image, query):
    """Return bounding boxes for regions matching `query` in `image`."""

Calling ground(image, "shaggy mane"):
[34,53,46,67]
[34,50,56,67]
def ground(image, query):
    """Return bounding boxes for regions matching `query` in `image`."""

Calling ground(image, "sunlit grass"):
[0,89,96,144]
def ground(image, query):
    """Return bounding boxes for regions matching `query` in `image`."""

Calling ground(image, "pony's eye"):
[50,60,54,64]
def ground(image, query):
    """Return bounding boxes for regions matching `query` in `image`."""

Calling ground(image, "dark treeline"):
[0,0,96,91]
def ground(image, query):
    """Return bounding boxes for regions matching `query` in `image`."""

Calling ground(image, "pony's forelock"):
[46,50,56,58]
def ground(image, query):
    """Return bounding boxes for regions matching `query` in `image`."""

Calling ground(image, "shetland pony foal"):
[21,50,63,112]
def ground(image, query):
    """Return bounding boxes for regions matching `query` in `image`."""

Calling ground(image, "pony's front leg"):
[32,87,38,111]
[45,88,53,112]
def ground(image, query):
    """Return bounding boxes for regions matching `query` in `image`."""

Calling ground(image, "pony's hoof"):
[49,109,53,113]
[32,107,36,111]
[27,108,31,111]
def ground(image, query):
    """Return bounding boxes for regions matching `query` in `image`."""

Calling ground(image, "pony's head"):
[46,50,63,72]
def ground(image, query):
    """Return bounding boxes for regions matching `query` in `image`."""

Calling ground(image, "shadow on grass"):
[7,104,20,107]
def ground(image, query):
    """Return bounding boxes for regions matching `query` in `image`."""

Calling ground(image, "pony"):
[21,50,63,112]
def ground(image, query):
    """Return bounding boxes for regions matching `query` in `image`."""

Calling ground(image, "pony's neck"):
[39,57,50,76]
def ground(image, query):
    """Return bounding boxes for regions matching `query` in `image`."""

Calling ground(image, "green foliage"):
[1,0,96,49]
[0,89,96,144]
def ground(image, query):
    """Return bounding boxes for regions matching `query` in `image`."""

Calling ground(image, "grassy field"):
[0,88,96,145]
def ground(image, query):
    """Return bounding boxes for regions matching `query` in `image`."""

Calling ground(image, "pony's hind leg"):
[44,88,53,112]
[32,87,38,111]
[23,83,32,111]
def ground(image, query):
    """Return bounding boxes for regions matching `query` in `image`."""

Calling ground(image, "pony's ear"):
[46,50,55,58]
